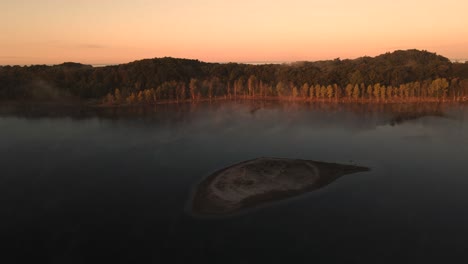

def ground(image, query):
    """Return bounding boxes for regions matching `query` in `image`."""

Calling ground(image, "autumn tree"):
[144,89,153,104]
[227,82,232,98]
[292,86,299,98]
[258,80,265,97]
[301,83,309,98]
[413,81,421,98]
[320,85,326,98]
[386,86,393,100]
[276,82,286,97]
[114,88,122,103]
[373,83,380,100]
[398,84,405,98]
[326,85,334,100]
[314,85,321,99]
[352,84,360,99]
[176,82,186,102]
[345,84,353,99]
[235,78,245,97]
[189,78,199,100]
[380,85,386,101]
[126,93,136,104]
[309,85,315,100]
[430,78,449,100]
[248,75,257,97]
[264,84,273,97]
[367,85,373,99]
[137,91,144,103]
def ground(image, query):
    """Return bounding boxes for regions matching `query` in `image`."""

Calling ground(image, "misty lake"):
[2,101,468,263]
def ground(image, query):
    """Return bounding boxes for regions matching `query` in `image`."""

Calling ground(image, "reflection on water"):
[1,101,462,126]
[387,103,448,126]
[1,101,468,263]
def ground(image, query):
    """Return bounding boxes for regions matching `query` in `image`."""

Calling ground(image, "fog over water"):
[1,101,468,263]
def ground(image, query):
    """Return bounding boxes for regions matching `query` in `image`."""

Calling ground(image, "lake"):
[1,101,468,263]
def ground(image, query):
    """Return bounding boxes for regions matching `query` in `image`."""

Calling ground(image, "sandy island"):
[191,157,369,216]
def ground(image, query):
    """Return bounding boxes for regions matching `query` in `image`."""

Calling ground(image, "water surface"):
[1,101,468,263]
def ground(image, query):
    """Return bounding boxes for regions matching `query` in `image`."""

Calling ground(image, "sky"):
[1,0,468,65]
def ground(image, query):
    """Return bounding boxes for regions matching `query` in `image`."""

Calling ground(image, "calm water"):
[1,101,468,263]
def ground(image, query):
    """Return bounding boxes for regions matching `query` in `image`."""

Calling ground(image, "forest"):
[1,49,468,104]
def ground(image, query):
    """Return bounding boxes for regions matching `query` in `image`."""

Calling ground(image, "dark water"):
[1,101,468,263]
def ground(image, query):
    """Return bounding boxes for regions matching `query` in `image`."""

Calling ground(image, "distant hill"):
[0,49,467,102]
[56,62,93,69]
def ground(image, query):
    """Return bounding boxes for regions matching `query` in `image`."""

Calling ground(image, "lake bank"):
[2,94,467,111]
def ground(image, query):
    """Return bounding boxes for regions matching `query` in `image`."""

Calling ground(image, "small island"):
[191,157,369,216]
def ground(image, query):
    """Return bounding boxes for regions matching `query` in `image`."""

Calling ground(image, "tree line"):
[1,49,468,103]
[102,76,468,105]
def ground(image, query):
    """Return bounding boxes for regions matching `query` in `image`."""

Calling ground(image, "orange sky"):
[1,0,467,65]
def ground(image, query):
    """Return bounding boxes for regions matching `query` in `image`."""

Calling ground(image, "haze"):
[1,0,467,65]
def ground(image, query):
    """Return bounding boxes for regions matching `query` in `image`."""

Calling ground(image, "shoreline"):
[3,96,466,109]
[97,95,468,108]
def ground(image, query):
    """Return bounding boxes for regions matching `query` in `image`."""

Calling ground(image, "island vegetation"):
[1,49,468,105]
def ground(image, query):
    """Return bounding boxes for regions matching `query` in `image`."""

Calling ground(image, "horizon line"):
[3,59,468,67]
[1,53,467,67]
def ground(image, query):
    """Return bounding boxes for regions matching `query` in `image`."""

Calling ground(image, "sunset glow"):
[1,0,468,65]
